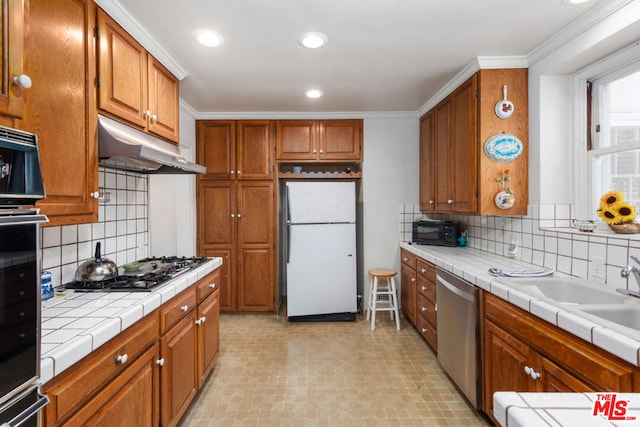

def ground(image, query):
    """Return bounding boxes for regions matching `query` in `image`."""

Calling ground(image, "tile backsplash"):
[400,203,640,292]
[41,167,149,287]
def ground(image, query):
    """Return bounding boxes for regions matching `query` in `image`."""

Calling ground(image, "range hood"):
[98,114,206,174]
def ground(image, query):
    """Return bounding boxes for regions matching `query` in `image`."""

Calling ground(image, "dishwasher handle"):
[436,273,475,303]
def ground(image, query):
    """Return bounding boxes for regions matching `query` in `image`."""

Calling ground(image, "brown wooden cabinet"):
[415,258,437,350]
[400,249,417,325]
[23,0,99,226]
[196,120,274,180]
[0,0,26,122]
[420,69,528,215]
[197,179,276,312]
[483,292,636,422]
[97,8,179,143]
[196,270,221,387]
[276,119,362,162]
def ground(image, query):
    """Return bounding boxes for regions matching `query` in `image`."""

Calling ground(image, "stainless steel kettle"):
[75,242,118,282]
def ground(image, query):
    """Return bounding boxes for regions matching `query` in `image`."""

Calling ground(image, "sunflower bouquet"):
[597,191,640,233]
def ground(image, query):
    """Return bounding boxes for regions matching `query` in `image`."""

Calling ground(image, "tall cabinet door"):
[236,120,274,180]
[97,8,148,129]
[197,181,236,247]
[147,56,179,143]
[419,111,435,212]
[25,0,98,225]
[434,97,452,212]
[0,0,25,120]
[237,181,275,311]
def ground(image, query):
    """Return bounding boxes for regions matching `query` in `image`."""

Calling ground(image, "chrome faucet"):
[619,255,640,298]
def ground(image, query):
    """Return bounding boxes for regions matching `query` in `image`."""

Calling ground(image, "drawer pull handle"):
[209,283,217,289]
[116,354,128,364]
[181,305,189,312]
[195,316,207,325]
[156,358,165,367]
[524,365,541,380]
[196,318,202,325]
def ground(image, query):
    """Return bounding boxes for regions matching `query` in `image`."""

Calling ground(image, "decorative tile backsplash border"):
[400,204,640,292]
[40,167,149,288]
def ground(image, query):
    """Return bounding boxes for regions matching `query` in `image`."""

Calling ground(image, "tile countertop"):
[400,242,640,367]
[400,243,640,427]
[39,257,223,385]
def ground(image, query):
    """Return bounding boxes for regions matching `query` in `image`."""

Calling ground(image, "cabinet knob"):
[143,110,150,118]
[524,365,541,380]
[237,170,241,174]
[313,149,317,154]
[421,268,427,273]
[447,199,454,204]
[421,306,427,312]
[209,283,217,289]
[411,277,416,282]
[319,149,324,154]
[237,214,242,218]
[230,170,235,174]
[90,191,99,199]
[181,305,189,312]
[13,74,32,89]
[151,114,158,122]
[421,328,428,333]
[429,200,434,205]
[403,257,408,262]
[116,354,128,364]
[195,317,203,325]
[230,214,235,218]
[156,358,165,367]
[421,286,427,291]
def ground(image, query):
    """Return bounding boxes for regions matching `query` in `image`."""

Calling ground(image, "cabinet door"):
[26,0,98,225]
[147,56,179,143]
[160,312,198,427]
[419,111,435,212]
[237,181,274,246]
[541,357,595,393]
[483,320,533,417]
[319,119,362,161]
[197,181,236,248]
[97,9,148,130]
[63,344,160,427]
[197,289,220,387]
[434,97,452,212]
[197,120,236,179]
[199,249,233,312]
[236,120,274,180]
[0,0,24,119]
[275,120,317,160]
[450,76,478,213]
[400,264,416,325]
[237,246,275,311]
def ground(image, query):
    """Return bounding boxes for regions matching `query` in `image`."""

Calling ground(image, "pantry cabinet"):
[196,180,276,312]
[420,68,528,215]
[24,0,99,226]
[483,292,636,423]
[0,0,26,121]
[97,8,179,143]
[275,119,362,162]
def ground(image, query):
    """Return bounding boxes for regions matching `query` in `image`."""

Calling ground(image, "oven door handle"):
[1,391,49,427]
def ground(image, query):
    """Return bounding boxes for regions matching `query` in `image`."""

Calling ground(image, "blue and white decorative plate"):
[484,133,523,162]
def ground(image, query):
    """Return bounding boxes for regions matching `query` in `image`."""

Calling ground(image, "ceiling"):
[109,0,602,113]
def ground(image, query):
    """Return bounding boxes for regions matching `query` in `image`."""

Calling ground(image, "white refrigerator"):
[285,181,357,320]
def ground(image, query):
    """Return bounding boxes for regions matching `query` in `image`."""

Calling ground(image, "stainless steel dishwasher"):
[436,268,481,409]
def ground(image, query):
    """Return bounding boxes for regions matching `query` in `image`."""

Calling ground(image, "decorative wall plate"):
[484,133,523,162]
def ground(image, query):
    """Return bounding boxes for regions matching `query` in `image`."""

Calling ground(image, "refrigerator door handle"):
[285,184,291,224]
[286,224,291,264]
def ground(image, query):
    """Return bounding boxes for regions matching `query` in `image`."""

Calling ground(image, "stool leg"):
[387,277,395,321]
[390,276,400,331]
[366,274,373,320]
[370,276,378,331]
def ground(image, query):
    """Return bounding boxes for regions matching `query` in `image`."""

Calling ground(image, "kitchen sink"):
[578,305,640,331]
[498,277,630,305]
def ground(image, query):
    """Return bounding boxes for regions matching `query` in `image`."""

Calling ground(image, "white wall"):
[361,116,420,291]
[148,107,198,257]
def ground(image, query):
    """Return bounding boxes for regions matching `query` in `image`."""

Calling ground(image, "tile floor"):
[179,312,490,426]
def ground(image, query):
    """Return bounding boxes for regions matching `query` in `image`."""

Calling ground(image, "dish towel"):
[488,267,555,277]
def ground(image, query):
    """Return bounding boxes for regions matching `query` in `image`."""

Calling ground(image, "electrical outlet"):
[592,257,605,280]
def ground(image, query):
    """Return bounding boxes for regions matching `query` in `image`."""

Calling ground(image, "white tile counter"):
[39,257,222,385]
[400,242,640,366]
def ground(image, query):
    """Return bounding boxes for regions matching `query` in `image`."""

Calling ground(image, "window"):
[589,61,640,218]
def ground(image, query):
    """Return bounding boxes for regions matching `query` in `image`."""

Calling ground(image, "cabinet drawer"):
[416,259,435,281]
[417,275,436,303]
[43,313,158,425]
[196,269,220,304]
[417,293,437,327]
[160,288,197,334]
[400,249,416,269]
[417,315,437,351]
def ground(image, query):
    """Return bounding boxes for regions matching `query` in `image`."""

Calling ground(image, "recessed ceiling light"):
[298,32,328,49]
[193,29,223,47]
[305,89,324,99]
[561,0,592,4]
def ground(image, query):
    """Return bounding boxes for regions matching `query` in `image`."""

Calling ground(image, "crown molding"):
[93,0,188,80]
[189,109,417,120]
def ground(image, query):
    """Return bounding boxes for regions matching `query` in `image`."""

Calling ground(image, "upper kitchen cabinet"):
[97,8,179,144]
[24,0,99,225]
[420,68,528,215]
[276,119,362,162]
[0,0,27,122]
[196,120,274,180]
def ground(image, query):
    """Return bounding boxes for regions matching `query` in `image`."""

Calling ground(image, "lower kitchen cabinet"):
[483,292,637,423]
[400,262,416,325]
[42,268,221,427]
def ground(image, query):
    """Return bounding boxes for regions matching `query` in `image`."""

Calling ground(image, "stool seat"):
[366,268,400,331]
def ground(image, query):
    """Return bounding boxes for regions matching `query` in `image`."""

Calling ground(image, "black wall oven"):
[0,125,48,426]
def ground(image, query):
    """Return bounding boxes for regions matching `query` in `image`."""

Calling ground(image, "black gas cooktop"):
[65,256,208,292]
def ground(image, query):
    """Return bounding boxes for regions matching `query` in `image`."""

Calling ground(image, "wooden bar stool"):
[366,268,400,331]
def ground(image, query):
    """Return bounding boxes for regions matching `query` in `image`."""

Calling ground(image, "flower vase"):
[609,222,640,234]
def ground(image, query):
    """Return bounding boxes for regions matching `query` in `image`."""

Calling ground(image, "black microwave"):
[412,219,459,246]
